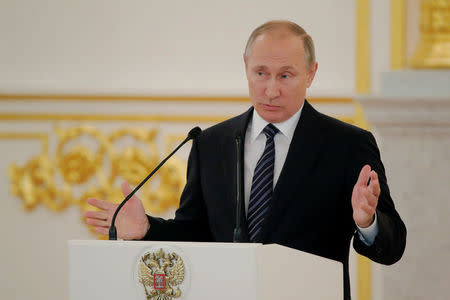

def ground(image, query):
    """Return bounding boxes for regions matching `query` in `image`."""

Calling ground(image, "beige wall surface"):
[0,0,356,96]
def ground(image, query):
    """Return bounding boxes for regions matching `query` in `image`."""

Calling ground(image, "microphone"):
[233,132,245,242]
[109,126,202,240]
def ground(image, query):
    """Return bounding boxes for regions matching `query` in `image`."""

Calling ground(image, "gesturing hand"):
[352,165,380,228]
[83,181,150,240]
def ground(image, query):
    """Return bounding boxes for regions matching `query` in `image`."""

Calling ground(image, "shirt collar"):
[249,102,304,143]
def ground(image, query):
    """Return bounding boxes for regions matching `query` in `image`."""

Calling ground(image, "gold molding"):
[356,0,371,94]
[0,94,250,102]
[0,113,230,123]
[0,112,356,125]
[356,1,372,298]
[0,132,49,153]
[391,0,407,69]
[0,94,353,104]
[358,255,372,300]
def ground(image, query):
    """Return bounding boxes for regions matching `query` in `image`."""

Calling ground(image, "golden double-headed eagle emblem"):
[138,248,185,300]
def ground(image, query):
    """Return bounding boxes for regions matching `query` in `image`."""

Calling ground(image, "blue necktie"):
[247,123,279,242]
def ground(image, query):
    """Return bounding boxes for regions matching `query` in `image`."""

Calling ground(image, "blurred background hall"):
[0,0,449,299]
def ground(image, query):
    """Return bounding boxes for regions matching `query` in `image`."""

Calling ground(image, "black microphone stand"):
[109,127,201,240]
[233,134,245,242]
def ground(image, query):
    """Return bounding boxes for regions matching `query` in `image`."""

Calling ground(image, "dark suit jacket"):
[143,100,406,299]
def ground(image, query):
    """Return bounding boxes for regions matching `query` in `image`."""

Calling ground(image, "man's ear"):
[307,62,318,87]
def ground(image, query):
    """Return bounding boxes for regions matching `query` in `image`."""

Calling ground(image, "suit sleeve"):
[350,130,407,265]
[141,137,213,242]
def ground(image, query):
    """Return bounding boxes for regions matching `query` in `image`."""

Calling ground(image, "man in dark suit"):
[84,20,406,299]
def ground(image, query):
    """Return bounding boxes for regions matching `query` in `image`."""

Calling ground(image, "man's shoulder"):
[315,104,373,142]
[313,107,371,140]
[199,108,252,140]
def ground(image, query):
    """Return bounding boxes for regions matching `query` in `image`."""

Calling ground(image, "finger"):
[87,198,112,210]
[93,226,109,235]
[356,165,371,187]
[86,218,110,227]
[83,210,108,220]
[368,171,381,197]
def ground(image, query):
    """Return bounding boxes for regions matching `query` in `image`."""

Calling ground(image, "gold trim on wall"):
[0,94,353,104]
[358,256,372,300]
[355,1,372,297]
[356,0,371,94]
[0,113,357,125]
[391,0,407,69]
[0,94,250,102]
[0,113,230,123]
[0,132,49,153]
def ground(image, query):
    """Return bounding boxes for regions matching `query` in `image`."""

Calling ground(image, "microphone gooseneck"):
[233,132,245,242]
[109,126,202,240]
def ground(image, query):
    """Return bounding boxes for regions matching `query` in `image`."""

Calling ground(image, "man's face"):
[244,32,317,123]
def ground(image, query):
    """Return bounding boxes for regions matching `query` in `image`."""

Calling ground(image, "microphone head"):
[235,130,242,141]
[188,126,202,140]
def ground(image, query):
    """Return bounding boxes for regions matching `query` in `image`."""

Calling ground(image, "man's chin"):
[258,110,286,123]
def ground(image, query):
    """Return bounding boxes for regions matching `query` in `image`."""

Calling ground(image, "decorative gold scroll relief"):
[8,126,186,237]
[410,0,450,68]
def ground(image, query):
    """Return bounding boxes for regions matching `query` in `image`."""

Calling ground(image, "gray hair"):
[244,20,316,69]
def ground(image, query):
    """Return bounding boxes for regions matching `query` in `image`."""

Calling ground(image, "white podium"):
[68,240,342,300]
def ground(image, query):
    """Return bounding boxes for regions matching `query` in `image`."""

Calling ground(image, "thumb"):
[121,181,137,201]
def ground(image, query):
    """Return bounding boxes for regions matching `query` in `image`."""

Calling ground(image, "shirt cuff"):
[356,213,379,246]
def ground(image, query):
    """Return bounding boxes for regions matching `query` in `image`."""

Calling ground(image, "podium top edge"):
[68,240,263,248]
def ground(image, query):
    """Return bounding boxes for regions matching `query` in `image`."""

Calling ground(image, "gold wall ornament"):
[55,126,109,185]
[7,126,187,237]
[8,154,65,211]
[138,248,185,300]
[108,128,159,185]
[410,0,450,68]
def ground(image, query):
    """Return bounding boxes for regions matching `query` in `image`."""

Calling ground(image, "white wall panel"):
[0,0,355,96]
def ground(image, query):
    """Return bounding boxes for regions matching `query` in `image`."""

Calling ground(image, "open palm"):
[84,181,150,239]
[351,165,380,228]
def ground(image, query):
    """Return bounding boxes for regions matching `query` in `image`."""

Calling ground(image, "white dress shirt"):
[243,105,378,245]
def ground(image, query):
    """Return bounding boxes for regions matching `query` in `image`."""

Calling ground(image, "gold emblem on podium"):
[138,248,185,300]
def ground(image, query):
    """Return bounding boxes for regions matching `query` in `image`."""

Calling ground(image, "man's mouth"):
[261,104,280,111]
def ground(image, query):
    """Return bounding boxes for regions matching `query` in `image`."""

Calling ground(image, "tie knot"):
[262,123,279,139]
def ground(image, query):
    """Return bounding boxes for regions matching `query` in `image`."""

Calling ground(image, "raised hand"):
[83,181,150,240]
[351,165,380,228]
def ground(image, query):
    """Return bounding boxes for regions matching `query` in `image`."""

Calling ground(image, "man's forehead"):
[247,33,305,66]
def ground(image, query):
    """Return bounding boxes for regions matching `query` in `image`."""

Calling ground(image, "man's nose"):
[265,78,280,99]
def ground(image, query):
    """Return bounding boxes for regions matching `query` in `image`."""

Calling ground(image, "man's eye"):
[257,72,264,76]
[281,74,290,79]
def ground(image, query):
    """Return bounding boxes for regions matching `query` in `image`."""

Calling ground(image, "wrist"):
[357,215,375,228]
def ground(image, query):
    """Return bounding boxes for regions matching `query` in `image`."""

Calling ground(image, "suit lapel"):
[260,101,327,242]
